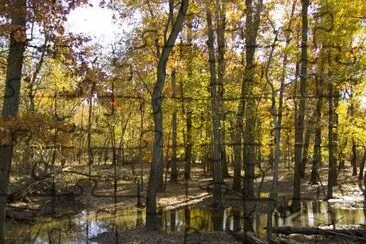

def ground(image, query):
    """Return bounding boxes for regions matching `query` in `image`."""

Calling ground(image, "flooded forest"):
[1,0,366,243]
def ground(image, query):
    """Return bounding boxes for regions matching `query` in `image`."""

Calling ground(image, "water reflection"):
[5,201,366,242]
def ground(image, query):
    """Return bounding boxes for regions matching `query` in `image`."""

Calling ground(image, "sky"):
[65,0,121,47]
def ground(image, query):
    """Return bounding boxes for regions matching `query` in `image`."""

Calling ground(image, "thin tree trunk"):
[206,6,223,207]
[170,70,178,183]
[232,126,242,191]
[327,81,336,199]
[352,140,358,176]
[0,0,27,242]
[185,110,192,179]
[146,0,189,230]
[87,82,95,181]
[184,15,193,180]
[311,75,323,184]
[139,101,145,190]
[300,123,312,178]
[292,0,309,212]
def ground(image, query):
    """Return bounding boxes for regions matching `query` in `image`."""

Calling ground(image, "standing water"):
[6,201,366,243]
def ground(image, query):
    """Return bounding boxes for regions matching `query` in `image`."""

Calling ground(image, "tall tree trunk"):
[232,125,242,191]
[206,6,223,207]
[327,81,336,199]
[292,0,309,212]
[266,1,296,211]
[351,140,358,176]
[185,110,192,179]
[146,0,189,230]
[311,74,323,184]
[184,15,193,180]
[87,82,95,181]
[242,0,263,202]
[300,123,312,178]
[139,101,145,190]
[215,0,229,178]
[348,90,358,176]
[333,93,339,186]
[0,0,27,242]
[170,70,178,183]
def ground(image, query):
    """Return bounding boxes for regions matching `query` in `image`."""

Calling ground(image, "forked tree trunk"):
[0,0,27,242]
[146,0,189,230]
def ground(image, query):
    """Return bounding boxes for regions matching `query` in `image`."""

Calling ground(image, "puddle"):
[6,201,366,243]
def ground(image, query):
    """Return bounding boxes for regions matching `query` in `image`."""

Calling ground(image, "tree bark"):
[0,1,27,242]
[242,0,263,202]
[327,81,336,199]
[206,5,223,207]
[358,148,366,182]
[351,140,358,176]
[292,0,309,212]
[311,74,323,184]
[327,72,340,199]
[215,0,229,178]
[300,123,312,178]
[184,15,193,180]
[146,0,189,230]
[170,70,178,183]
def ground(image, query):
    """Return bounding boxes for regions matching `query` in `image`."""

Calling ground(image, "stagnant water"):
[6,201,366,243]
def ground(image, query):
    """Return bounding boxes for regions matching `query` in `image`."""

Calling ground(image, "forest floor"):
[7,161,366,243]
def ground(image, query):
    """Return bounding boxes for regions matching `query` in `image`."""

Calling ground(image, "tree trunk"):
[327,81,336,199]
[242,0,263,202]
[232,126,242,192]
[300,123,312,178]
[0,0,27,242]
[292,0,309,212]
[311,74,323,184]
[358,148,366,182]
[87,82,95,181]
[206,6,223,207]
[184,16,193,180]
[352,140,358,176]
[146,0,189,230]
[215,0,229,178]
[170,70,178,183]
[185,111,192,180]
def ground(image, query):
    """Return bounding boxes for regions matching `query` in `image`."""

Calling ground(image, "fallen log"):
[227,230,266,244]
[272,226,366,241]
[6,207,39,222]
[7,176,53,202]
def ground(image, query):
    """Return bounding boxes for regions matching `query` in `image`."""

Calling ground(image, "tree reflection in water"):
[5,201,366,242]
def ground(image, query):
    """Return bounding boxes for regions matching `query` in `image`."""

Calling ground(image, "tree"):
[146,0,189,230]
[242,0,263,202]
[206,3,223,207]
[291,0,309,212]
[0,1,26,241]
